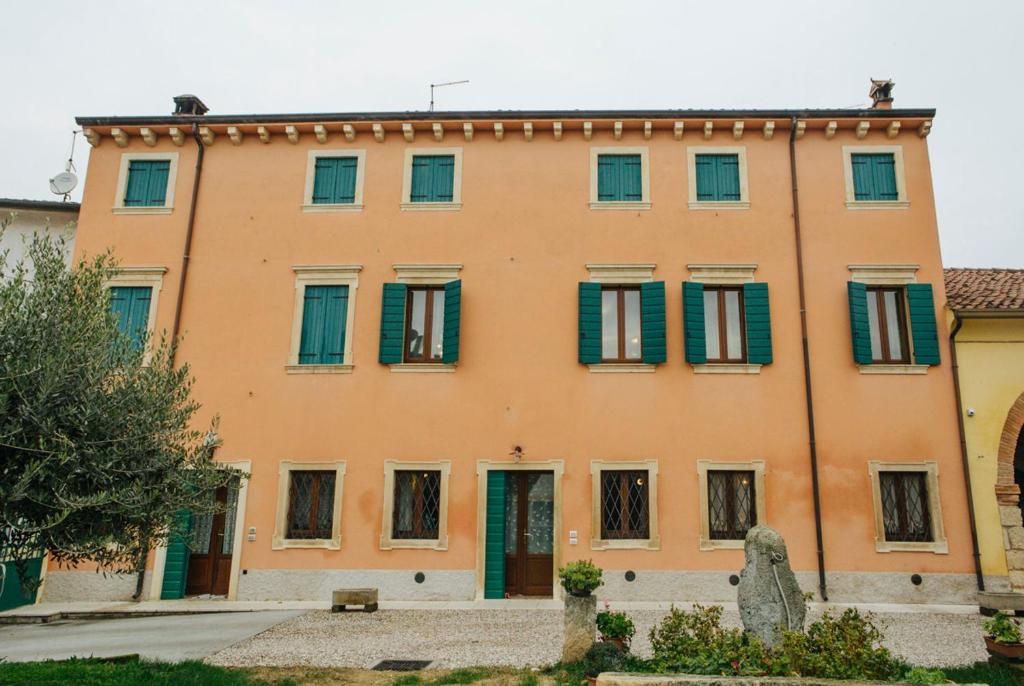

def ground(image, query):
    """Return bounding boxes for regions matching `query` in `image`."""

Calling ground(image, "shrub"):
[780,608,902,680]
[582,642,627,678]
[984,612,1022,644]
[596,609,636,643]
[558,560,603,596]
[902,667,947,684]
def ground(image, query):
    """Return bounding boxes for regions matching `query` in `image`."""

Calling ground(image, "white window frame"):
[301,149,367,212]
[687,263,762,375]
[697,460,766,551]
[868,460,948,554]
[687,146,750,210]
[104,266,167,365]
[842,145,909,210]
[589,147,651,211]
[400,147,463,211]
[584,263,657,374]
[113,152,180,215]
[590,459,660,550]
[286,265,361,374]
[380,460,451,550]
[847,264,928,375]
[386,264,462,373]
[272,460,346,550]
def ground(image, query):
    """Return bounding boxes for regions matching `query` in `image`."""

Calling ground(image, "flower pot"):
[569,589,593,598]
[600,636,628,652]
[985,636,1024,660]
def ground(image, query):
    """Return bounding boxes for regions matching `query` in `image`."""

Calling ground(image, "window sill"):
[285,364,353,374]
[699,538,745,551]
[301,203,363,213]
[874,539,948,554]
[692,363,761,375]
[859,364,928,375]
[591,537,661,551]
[389,363,456,373]
[588,201,651,211]
[688,201,749,211]
[380,538,448,551]
[400,202,462,212]
[272,538,342,551]
[845,200,910,210]
[112,206,173,215]
[588,363,656,374]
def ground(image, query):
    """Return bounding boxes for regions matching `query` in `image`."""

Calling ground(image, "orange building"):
[45,88,981,605]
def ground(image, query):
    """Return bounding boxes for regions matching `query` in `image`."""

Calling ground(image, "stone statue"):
[737,525,806,648]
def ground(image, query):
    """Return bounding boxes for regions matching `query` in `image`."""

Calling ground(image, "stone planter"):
[985,636,1024,661]
[562,593,597,663]
[600,636,628,652]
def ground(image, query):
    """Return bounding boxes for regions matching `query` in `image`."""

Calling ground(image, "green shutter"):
[695,154,740,201]
[146,161,170,206]
[640,281,666,364]
[298,285,347,365]
[848,282,873,365]
[597,155,642,201]
[379,283,408,364]
[312,157,357,204]
[578,282,602,364]
[159,510,193,600]
[683,281,707,364]
[483,471,506,599]
[0,556,43,611]
[906,283,940,365]
[442,279,461,364]
[410,155,454,203]
[109,286,152,351]
[743,282,773,365]
[851,153,897,201]
[124,160,170,207]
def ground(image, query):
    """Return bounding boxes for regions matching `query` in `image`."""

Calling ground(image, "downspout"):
[132,121,205,600]
[949,310,985,591]
[789,116,828,601]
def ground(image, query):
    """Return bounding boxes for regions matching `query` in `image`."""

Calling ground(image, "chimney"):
[869,79,894,110]
[173,94,209,116]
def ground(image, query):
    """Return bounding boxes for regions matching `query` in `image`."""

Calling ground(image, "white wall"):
[0,206,77,279]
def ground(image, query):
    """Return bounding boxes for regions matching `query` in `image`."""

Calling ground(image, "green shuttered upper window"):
[410,155,455,203]
[312,157,358,204]
[379,280,462,365]
[683,281,772,366]
[851,153,898,201]
[578,281,666,365]
[124,160,171,207]
[109,286,152,350]
[846,281,940,366]
[695,154,741,202]
[597,154,642,202]
[298,285,349,365]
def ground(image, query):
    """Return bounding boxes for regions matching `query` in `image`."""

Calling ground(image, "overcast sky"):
[2,0,1021,266]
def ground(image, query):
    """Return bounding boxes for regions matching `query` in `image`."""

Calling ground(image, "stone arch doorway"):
[996,392,1024,591]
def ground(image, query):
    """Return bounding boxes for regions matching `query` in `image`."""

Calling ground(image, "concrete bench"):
[331,588,378,613]
[979,591,1024,616]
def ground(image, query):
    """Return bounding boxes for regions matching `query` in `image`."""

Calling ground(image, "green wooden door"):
[160,510,193,600]
[0,556,43,611]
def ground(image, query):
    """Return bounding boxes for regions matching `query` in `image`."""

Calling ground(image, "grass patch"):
[945,662,1023,686]
[0,657,297,686]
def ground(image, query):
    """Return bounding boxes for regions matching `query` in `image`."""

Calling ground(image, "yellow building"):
[946,269,1024,597]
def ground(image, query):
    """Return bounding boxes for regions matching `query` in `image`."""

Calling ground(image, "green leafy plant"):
[558,560,603,596]
[984,612,1023,645]
[903,667,948,684]
[582,642,627,678]
[597,609,636,643]
[780,608,902,680]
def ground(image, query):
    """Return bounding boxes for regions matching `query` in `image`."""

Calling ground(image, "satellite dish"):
[49,171,78,196]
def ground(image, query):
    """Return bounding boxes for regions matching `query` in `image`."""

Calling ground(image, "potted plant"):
[582,641,626,686]
[984,612,1024,660]
[596,605,636,651]
[558,559,603,597]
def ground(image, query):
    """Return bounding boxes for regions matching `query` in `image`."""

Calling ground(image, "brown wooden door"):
[185,486,235,596]
[504,471,554,597]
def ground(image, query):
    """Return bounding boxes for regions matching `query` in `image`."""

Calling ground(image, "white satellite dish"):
[49,171,78,196]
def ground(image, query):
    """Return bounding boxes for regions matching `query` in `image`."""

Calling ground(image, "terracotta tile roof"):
[944,268,1024,311]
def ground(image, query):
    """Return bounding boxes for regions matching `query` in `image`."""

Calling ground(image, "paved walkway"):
[0,610,302,662]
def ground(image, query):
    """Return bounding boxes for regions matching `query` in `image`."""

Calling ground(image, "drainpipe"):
[789,116,828,601]
[949,311,986,591]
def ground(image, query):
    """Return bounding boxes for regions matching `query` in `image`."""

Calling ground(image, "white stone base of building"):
[41,570,152,602]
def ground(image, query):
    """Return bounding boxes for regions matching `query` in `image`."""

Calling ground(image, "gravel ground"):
[207,607,989,670]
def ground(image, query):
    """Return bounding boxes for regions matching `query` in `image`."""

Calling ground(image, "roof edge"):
[0,198,81,212]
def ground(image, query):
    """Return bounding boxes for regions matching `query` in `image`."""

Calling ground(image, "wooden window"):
[707,470,757,540]
[600,470,650,540]
[311,157,358,204]
[124,159,171,207]
[695,154,741,202]
[108,286,152,351]
[391,470,441,540]
[409,155,455,203]
[298,285,348,365]
[597,154,642,202]
[879,471,933,543]
[866,286,910,364]
[286,470,336,539]
[851,153,898,201]
[601,286,642,362]
[404,286,446,362]
[703,286,746,362]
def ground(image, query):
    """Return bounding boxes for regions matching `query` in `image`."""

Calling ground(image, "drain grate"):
[373,660,432,671]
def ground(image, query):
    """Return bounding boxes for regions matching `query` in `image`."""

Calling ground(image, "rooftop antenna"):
[48,130,79,201]
[429,80,469,112]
